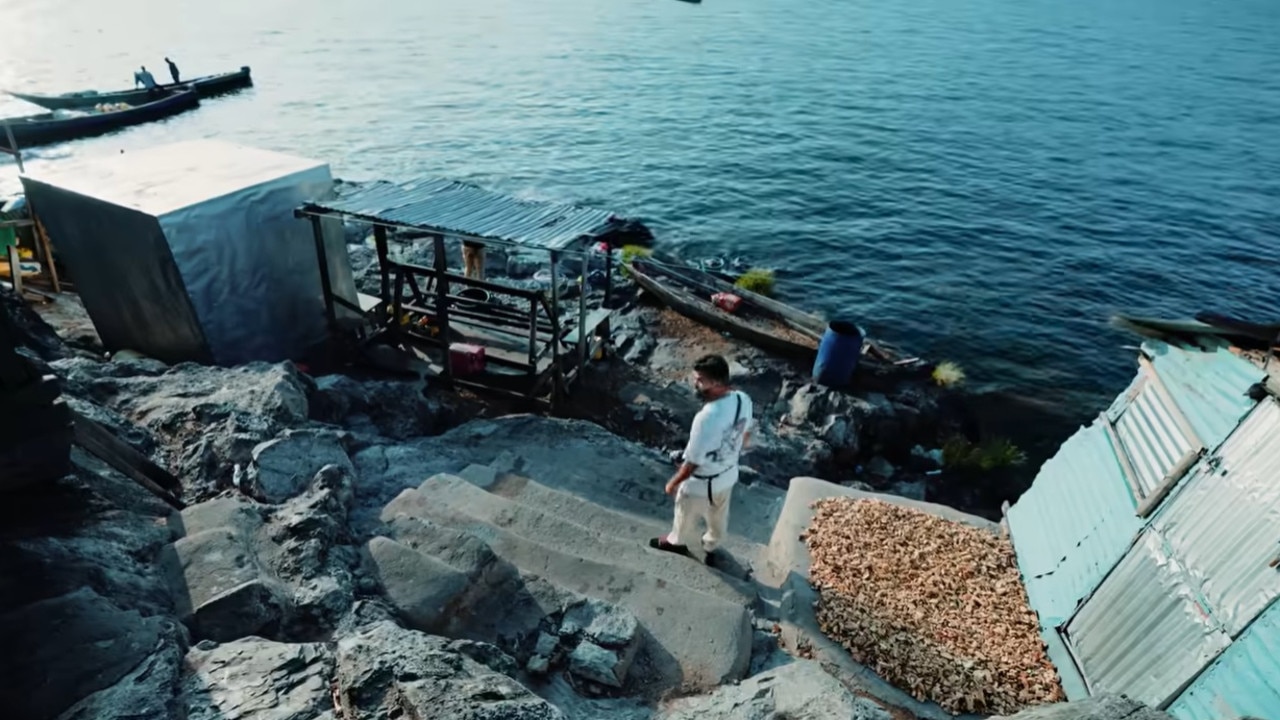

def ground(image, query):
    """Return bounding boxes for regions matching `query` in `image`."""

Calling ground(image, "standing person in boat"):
[134,66,159,97]
[650,354,753,569]
[165,57,181,84]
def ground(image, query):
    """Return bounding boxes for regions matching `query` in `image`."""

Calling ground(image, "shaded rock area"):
[0,284,1117,720]
[0,451,188,720]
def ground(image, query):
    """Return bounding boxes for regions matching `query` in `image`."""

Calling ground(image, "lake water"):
[3,0,1278,427]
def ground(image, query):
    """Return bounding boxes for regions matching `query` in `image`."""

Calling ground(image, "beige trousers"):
[667,484,734,552]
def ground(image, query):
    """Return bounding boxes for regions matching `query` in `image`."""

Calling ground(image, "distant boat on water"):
[6,66,252,111]
[1,90,200,150]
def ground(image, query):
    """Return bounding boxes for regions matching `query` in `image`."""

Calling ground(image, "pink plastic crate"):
[449,343,486,376]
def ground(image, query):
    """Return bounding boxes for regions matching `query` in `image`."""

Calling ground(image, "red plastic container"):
[712,292,743,313]
[449,343,486,376]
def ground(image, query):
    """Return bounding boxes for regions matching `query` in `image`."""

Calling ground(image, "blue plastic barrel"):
[812,321,863,387]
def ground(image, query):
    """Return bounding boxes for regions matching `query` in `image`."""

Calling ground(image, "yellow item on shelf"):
[0,260,41,278]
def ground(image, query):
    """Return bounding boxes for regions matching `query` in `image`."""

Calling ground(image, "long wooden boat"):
[629,257,829,356]
[0,90,199,150]
[628,256,927,375]
[7,66,252,111]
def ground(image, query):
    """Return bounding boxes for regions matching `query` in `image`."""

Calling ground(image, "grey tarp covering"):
[305,177,624,251]
[21,140,357,365]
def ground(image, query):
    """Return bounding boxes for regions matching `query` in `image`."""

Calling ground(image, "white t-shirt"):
[682,390,754,497]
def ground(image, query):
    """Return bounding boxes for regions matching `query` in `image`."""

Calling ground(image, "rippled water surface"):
[3,0,1278,420]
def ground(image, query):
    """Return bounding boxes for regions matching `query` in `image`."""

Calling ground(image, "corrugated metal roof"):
[303,178,624,251]
[1143,340,1264,451]
[1169,598,1280,720]
[1154,398,1280,637]
[1008,421,1144,629]
[1064,529,1232,709]
[1114,375,1199,497]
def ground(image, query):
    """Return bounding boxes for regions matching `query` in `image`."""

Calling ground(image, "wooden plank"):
[309,216,337,333]
[563,307,614,345]
[32,214,60,294]
[577,250,589,369]
[433,234,453,384]
[71,411,185,510]
[548,251,562,403]
[6,245,23,297]
[527,298,539,380]
[1136,448,1201,518]
[373,225,391,300]
[389,260,540,301]
[1100,411,1144,506]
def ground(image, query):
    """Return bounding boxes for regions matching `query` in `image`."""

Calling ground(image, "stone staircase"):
[369,460,788,697]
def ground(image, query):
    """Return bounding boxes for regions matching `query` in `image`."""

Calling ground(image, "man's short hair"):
[694,354,730,385]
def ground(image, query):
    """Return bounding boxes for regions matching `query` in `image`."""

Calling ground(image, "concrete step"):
[474,455,788,547]
[381,477,754,689]
[458,464,777,572]
[415,473,757,608]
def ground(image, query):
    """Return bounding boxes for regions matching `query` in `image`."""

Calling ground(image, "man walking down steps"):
[650,354,753,569]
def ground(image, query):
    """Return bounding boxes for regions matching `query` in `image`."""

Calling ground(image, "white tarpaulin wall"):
[21,140,357,365]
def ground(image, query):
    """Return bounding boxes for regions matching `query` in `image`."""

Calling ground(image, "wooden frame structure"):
[296,179,628,408]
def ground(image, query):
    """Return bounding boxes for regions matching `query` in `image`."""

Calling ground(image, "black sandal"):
[648,537,692,558]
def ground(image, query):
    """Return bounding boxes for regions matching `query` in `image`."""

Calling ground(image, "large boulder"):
[310,373,447,440]
[364,536,470,632]
[0,587,175,720]
[248,429,354,503]
[51,359,313,499]
[163,464,356,643]
[54,634,185,720]
[0,450,188,720]
[336,620,563,719]
[182,638,335,720]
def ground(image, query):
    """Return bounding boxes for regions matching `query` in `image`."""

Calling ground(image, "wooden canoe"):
[1,90,199,150]
[7,66,252,111]
[628,257,828,357]
[627,256,926,376]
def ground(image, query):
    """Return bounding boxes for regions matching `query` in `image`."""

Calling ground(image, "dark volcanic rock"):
[0,454,190,719]
[336,620,564,719]
[50,358,313,499]
[311,373,446,440]
[182,637,335,720]
[1,285,68,361]
[164,464,357,643]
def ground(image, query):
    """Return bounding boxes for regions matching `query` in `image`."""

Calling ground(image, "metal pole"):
[2,121,23,173]
[578,248,589,370]
[309,216,337,334]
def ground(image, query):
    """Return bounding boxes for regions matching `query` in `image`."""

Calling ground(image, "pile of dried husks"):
[803,498,1064,715]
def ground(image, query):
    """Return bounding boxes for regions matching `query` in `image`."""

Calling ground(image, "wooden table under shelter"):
[296,178,631,409]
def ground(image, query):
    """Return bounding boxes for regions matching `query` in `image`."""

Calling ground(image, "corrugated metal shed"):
[1169,597,1280,720]
[302,178,625,251]
[1064,529,1231,709]
[1154,398,1280,637]
[1142,340,1263,450]
[1008,421,1144,629]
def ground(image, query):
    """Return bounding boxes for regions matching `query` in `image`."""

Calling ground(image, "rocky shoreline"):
[0,244,1151,720]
